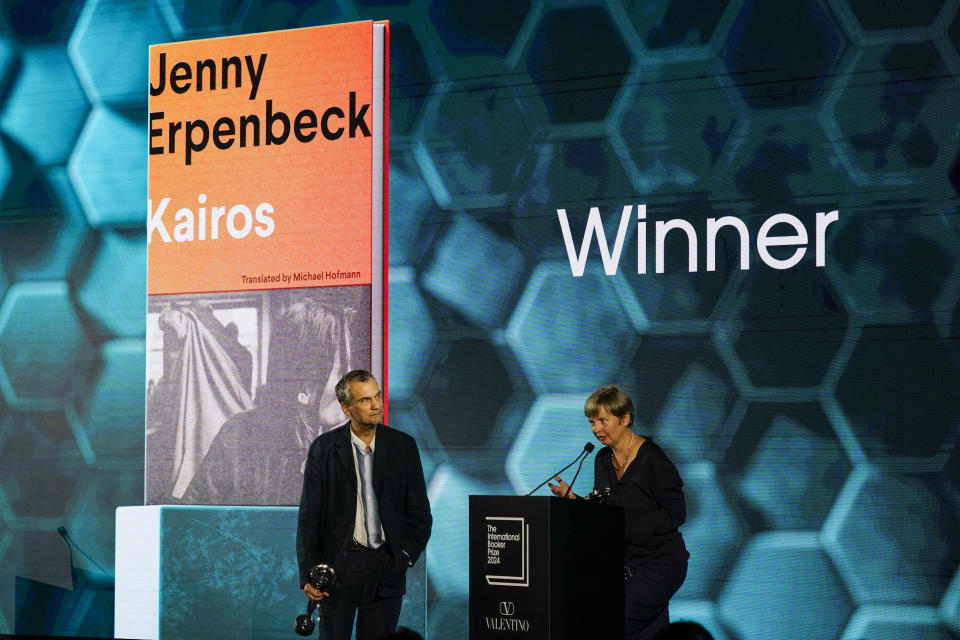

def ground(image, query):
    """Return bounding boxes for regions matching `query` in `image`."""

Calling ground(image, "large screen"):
[144,21,386,506]
[0,2,957,639]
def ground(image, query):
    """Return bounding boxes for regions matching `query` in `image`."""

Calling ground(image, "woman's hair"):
[266,299,345,395]
[584,385,634,426]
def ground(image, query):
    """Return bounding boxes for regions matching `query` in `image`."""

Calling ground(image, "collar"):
[350,426,376,453]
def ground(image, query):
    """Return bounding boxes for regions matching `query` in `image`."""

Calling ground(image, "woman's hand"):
[547,475,577,499]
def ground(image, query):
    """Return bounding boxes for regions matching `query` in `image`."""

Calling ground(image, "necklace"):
[611,431,636,475]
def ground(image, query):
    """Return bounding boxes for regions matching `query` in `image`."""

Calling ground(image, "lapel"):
[372,424,388,499]
[333,422,357,491]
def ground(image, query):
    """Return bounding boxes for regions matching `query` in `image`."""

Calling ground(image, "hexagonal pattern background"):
[0,1,958,638]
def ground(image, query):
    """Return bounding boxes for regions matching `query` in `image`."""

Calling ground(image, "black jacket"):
[296,422,432,596]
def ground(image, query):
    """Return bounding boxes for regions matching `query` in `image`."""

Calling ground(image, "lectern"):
[469,495,624,639]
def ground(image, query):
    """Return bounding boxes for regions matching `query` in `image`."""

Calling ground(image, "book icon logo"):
[484,517,530,588]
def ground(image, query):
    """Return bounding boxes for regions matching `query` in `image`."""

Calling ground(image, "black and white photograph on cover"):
[145,286,372,506]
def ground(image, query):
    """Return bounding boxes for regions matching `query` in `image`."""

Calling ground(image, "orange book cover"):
[145,21,387,505]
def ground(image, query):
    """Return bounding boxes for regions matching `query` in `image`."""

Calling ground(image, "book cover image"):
[145,21,387,505]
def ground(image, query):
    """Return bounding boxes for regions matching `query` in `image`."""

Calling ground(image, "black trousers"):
[320,546,402,640]
[624,560,687,640]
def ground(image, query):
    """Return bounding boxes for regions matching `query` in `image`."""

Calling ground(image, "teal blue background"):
[0,1,958,638]
[154,506,425,639]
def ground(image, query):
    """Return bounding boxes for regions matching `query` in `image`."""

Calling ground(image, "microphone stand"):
[563,453,589,498]
[57,526,113,588]
[525,445,593,496]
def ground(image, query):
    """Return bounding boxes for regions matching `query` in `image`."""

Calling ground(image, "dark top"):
[594,437,689,567]
[181,399,305,505]
[296,422,432,597]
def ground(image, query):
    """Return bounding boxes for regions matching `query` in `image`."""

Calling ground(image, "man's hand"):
[547,475,577,500]
[303,583,329,601]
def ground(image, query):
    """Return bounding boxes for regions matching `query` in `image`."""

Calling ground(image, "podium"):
[469,495,623,639]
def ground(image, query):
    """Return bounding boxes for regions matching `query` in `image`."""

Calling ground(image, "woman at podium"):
[549,385,689,640]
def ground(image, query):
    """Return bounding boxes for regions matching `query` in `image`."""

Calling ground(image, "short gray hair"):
[335,369,377,404]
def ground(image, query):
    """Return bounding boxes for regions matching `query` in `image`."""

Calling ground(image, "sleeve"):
[400,437,432,566]
[296,441,324,588]
[624,446,686,546]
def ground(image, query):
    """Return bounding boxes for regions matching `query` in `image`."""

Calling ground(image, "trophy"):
[293,564,337,636]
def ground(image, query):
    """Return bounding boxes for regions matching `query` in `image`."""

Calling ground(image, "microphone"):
[525,442,595,496]
[563,444,594,498]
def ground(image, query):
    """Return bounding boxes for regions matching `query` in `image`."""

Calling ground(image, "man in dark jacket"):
[296,369,432,640]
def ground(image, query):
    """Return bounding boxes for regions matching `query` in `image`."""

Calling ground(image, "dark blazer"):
[296,422,432,597]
